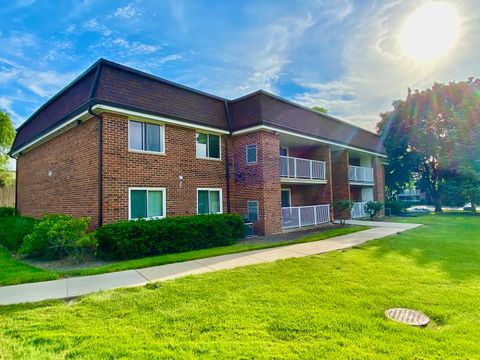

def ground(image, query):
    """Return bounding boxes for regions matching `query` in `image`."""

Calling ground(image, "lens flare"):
[399,2,460,61]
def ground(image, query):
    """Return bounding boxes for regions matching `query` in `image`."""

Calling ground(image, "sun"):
[399,2,460,61]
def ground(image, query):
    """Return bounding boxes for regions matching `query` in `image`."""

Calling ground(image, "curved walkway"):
[0,221,421,306]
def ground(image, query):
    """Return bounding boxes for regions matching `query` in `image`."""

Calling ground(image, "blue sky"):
[0,0,479,132]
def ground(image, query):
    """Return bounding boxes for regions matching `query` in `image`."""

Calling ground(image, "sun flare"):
[400,2,460,61]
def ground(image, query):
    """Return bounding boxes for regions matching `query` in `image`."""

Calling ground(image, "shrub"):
[0,207,15,218]
[385,201,409,216]
[333,200,354,225]
[20,214,97,262]
[0,215,36,251]
[364,201,384,220]
[96,214,246,260]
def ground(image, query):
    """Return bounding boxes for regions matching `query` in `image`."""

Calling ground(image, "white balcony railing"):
[280,156,326,180]
[351,202,367,218]
[348,165,374,183]
[282,204,331,229]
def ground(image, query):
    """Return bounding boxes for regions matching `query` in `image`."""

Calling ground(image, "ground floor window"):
[197,188,222,214]
[129,187,166,220]
[247,201,259,222]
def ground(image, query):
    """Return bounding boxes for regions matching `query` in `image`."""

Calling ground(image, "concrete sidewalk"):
[0,221,421,306]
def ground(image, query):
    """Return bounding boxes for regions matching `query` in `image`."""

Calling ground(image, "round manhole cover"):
[385,308,430,327]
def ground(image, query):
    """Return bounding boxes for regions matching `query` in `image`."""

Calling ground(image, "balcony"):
[351,201,367,218]
[280,155,327,183]
[348,165,374,184]
[282,204,331,229]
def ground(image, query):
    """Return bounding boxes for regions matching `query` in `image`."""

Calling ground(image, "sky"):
[0,0,479,134]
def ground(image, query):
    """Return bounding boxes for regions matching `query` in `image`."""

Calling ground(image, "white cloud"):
[0,96,23,126]
[84,18,112,36]
[114,4,138,19]
[291,0,480,130]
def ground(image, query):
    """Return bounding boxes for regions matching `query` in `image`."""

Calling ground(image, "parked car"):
[407,206,431,213]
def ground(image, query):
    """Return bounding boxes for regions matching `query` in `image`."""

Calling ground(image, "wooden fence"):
[0,185,15,207]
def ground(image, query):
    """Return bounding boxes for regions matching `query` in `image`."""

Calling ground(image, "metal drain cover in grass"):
[385,308,430,327]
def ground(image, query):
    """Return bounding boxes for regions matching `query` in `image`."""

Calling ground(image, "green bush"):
[0,207,15,218]
[96,214,246,260]
[0,215,36,251]
[364,201,384,220]
[333,200,354,225]
[385,201,410,215]
[20,214,97,262]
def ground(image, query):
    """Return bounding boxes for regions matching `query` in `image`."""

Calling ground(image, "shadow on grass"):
[370,213,480,280]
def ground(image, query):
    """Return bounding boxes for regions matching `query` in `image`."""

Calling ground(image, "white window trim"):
[128,119,166,155]
[196,188,223,214]
[246,144,257,164]
[247,200,259,222]
[196,132,222,160]
[128,187,167,220]
[280,146,289,157]
[281,188,292,208]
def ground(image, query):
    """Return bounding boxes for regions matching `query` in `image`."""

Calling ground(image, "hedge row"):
[0,215,37,251]
[96,214,246,260]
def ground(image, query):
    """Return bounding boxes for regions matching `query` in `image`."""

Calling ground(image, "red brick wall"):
[17,118,99,226]
[331,150,351,218]
[229,131,282,235]
[373,157,385,216]
[101,112,227,224]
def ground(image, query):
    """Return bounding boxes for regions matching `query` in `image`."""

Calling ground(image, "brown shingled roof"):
[12,59,385,155]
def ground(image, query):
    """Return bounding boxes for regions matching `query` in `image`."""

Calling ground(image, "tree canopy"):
[0,110,15,186]
[377,78,480,212]
[312,106,328,114]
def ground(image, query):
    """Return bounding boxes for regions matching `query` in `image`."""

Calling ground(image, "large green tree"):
[377,78,480,212]
[0,110,15,186]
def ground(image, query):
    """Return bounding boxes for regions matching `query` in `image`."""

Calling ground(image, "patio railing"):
[348,165,374,183]
[351,202,367,218]
[280,156,326,180]
[282,204,331,229]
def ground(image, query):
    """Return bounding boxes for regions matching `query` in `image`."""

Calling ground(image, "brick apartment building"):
[11,59,386,235]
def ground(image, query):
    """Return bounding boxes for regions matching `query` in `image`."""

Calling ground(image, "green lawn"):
[0,226,366,286]
[0,213,478,359]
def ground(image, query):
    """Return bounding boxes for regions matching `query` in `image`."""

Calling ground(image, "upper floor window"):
[196,132,220,159]
[129,120,164,153]
[129,187,166,220]
[246,144,257,164]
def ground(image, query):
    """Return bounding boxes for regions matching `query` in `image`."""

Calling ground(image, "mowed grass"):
[0,214,479,359]
[0,226,366,286]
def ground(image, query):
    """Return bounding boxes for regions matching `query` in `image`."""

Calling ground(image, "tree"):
[0,110,15,186]
[312,106,328,113]
[377,79,480,212]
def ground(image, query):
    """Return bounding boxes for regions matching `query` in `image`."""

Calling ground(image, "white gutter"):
[92,105,230,135]
[11,111,90,157]
[232,125,387,158]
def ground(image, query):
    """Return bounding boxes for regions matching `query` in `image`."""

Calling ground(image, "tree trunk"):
[431,192,443,213]
[472,202,477,212]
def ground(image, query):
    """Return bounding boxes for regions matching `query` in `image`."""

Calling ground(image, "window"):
[129,188,166,220]
[280,147,289,156]
[196,132,220,159]
[197,189,222,214]
[247,201,259,222]
[129,120,164,153]
[246,144,257,164]
[281,189,291,208]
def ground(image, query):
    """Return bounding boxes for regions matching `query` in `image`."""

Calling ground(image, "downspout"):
[224,100,233,213]
[14,159,18,214]
[88,62,103,227]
